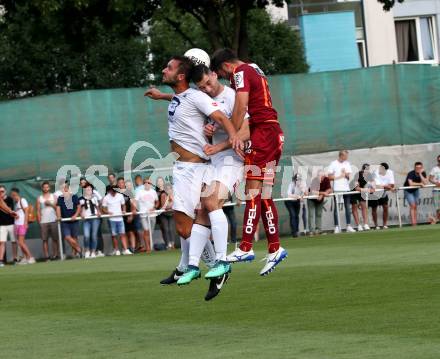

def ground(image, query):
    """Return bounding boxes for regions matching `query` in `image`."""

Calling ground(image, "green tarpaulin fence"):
[1,64,439,184]
[1,64,439,239]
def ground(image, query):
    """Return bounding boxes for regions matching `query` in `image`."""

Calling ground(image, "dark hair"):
[210,48,238,72]
[380,162,389,170]
[437,154,440,160]
[10,187,19,194]
[41,181,50,188]
[415,161,423,167]
[171,55,194,82]
[83,182,94,190]
[108,173,116,178]
[106,185,115,194]
[134,174,142,180]
[362,163,369,171]
[191,64,210,83]
[117,177,124,182]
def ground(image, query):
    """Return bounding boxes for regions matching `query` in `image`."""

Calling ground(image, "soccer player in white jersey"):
[147,64,249,300]
[144,56,242,298]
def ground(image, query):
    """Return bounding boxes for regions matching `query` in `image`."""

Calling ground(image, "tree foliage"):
[0,0,158,99]
[377,0,405,11]
[148,1,308,79]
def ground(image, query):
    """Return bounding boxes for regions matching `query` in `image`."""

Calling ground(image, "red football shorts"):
[244,122,284,185]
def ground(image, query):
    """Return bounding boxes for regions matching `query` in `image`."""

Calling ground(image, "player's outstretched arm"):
[231,91,249,130]
[209,110,244,155]
[144,86,173,101]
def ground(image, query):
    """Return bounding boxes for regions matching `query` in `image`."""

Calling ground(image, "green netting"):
[1,64,439,183]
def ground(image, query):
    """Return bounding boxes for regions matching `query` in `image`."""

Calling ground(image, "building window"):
[357,40,366,67]
[395,16,437,63]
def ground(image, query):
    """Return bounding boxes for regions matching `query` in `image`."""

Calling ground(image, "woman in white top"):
[79,183,101,258]
[10,188,35,264]
[36,181,59,260]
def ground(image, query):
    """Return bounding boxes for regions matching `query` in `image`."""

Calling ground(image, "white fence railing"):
[55,184,439,260]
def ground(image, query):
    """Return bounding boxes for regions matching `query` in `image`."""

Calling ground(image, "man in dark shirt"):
[307,171,332,235]
[56,182,82,256]
[0,185,18,265]
[404,162,429,226]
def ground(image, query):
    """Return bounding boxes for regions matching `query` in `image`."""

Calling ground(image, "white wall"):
[363,0,398,65]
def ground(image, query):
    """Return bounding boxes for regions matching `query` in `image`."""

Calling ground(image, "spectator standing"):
[117,178,138,253]
[307,170,332,235]
[155,177,176,249]
[36,181,59,261]
[328,150,355,233]
[404,162,429,226]
[79,183,101,259]
[135,178,159,253]
[285,174,307,238]
[133,174,145,249]
[350,164,371,231]
[10,188,36,264]
[56,182,83,257]
[429,155,440,223]
[107,173,117,187]
[373,163,395,229]
[102,185,131,255]
[0,186,18,266]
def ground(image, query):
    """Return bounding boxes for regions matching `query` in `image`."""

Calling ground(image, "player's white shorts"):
[172,161,208,219]
[203,155,244,194]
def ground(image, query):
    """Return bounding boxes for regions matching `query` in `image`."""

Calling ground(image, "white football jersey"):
[211,86,246,166]
[168,88,219,160]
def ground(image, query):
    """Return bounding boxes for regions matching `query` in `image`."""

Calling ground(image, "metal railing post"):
[57,220,64,260]
[396,190,403,228]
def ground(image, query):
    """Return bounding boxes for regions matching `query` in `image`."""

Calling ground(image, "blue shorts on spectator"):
[61,221,79,238]
[404,190,420,205]
[110,221,125,236]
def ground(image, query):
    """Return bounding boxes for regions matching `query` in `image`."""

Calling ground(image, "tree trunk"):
[204,3,223,50]
[237,5,250,60]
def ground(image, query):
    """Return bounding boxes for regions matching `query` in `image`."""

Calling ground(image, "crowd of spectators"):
[0,153,439,265]
[284,152,440,237]
[0,174,180,265]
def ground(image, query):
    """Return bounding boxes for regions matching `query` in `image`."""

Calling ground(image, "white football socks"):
[177,236,189,272]
[208,209,229,261]
[189,224,211,267]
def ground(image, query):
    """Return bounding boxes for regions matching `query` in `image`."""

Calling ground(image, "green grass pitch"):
[1,225,440,358]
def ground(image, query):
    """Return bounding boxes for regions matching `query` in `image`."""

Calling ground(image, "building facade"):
[286,0,440,71]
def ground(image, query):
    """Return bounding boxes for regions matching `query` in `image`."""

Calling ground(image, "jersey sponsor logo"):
[234,71,245,89]
[265,206,277,234]
[245,206,258,234]
[212,102,219,107]
[168,97,181,117]
[244,140,252,154]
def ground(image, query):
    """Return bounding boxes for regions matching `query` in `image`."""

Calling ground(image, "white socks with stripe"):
[208,209,229,261]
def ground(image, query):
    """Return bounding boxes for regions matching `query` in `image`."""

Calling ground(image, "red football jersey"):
[230,63,278,125]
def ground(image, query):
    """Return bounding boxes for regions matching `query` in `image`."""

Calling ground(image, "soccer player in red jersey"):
[210,49,288,276]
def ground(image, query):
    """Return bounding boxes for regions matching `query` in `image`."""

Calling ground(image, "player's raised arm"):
[144,86,173,101]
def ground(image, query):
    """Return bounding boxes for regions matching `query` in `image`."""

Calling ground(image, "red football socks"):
[261,199,280,253]
[239,194,261,252]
